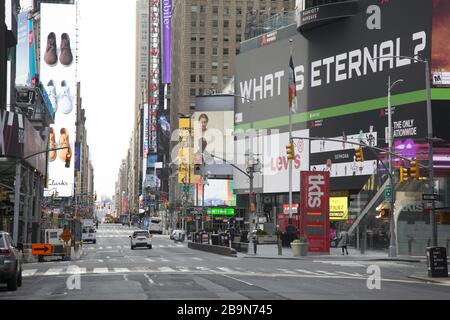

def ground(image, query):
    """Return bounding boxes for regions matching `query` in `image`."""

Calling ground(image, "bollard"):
[278,238,282,256]
[254,240,257,255]
[408,238,414,256]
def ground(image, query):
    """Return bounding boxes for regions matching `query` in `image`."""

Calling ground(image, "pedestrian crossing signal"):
[65,152,71,168]
[355,147,364,162]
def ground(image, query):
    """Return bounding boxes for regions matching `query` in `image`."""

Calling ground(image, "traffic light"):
[399,167,409,183]
[355,147,364,162]
[380,209,390,217]
[410,158,420,179]
[286,143,295,161]
[65,151,71,168]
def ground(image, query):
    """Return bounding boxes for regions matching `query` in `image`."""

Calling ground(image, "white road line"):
[22,269,38,277]
[191,257,203,261]
[45,268,64,276]
[235,267,255,274]
[67,267,86,275]
[336,271,363,277]
[295,269,320,275]
[116,246,122,249]
[106,246,112,249]
[144,274,155,285]
[158,257,170,262]
[145,258,155,263]
[196,267,211,272]
[98,247,103,250]
[159,245,166,248]
[222,274,254,286]
[217,267,233,273]
[277,268,296,274]
[158,267,175,272]
[316,270,338,276]
[176,266,190,272]
[97,259,104,263]
[93,268,109,274]
[134,267,153,273]
[176,244,185,248]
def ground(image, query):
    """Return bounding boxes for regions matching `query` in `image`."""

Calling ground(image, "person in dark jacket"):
[338,230,349,255]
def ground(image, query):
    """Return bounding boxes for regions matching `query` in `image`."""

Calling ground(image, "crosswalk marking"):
[22,269,37,277]
[67,267,86,274]
[336,271,363,277]
[217,267,233,273]
[113,268,130,273]
[316,270,338,276]
[106,246,112,249]
[159,245,166,248]
[45,268,64,276]
[196,267,210,272]
[295,269,319,275]
[191,257,203,261]
[158,267,175,272]
[176,266,190,272]
[277,268,296,274]
[93,268,109,274]
[158,257,170,262]
[176,244,185,247]
[145,258,155,263]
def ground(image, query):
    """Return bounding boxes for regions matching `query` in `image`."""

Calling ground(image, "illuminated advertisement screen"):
[329,197,349,221]
[197,179,236,207]
[41,3,77,197]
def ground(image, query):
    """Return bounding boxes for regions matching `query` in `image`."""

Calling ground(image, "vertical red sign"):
[301,171,330,253]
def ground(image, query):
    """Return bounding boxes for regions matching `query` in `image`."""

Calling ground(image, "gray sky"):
[78,0,137,198]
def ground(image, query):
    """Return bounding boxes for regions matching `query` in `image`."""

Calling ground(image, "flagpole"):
[289,39,293,228]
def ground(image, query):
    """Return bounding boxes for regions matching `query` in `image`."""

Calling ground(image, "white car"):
[171,229,185,242]
[130,230,152,250]
[82,227,96,244]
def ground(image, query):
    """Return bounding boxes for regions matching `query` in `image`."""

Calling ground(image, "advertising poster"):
[263,129,309,193]
[432,0,450,87]
[329,197,349,221]
[301,171,330,253]
[41,3,77,197]
[157,108,170,161]
[161,0,172,84]
[15,11,31,87]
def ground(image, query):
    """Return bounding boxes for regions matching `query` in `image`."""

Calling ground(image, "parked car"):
[82,226,97,244]
[0,231,23,291]
[130,230,152,250]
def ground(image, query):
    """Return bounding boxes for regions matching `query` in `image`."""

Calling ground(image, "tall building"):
[170,0,295,127]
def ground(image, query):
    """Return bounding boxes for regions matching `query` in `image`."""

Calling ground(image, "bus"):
[148,216,163,234]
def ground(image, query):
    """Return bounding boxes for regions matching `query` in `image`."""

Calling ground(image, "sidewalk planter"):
[291,242,308,257]
[257,235,277,244]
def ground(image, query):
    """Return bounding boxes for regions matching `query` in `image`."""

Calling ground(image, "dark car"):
[0,232,23,291]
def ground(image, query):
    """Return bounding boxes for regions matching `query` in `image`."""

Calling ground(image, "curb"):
[238,255,423,262]
[188,242,237,257]
[408,274,450,285]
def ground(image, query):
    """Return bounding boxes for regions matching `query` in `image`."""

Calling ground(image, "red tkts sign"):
[301,171,330,253]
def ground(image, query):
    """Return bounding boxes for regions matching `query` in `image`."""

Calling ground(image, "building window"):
[236,20,242,28]
[199,61,205,69]
[191,35,197,41]
[191,47,196,54]
[212,35,218,42]
[213,6,218,14]
[223,48,229,55]
[199,20,205,28]
[191,5,198,12]
[191,20,196,27]
[224,7,230,15]
[212,20,218,28]
[211,62,219,69]
[190,88,196,96]
[223,35,229,43]
[191,61,196,70]
[237,7,242,15]
[223,20,229,28]
[190,75,196,83]
[211,76,218,84]
[212,48,218,56]
[199,75,205,83]
[199,47,205,55]
[236,34,242,42]
[200,5,206,13]
[223,62,229,70]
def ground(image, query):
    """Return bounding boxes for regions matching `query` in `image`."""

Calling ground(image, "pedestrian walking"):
[338,229,349,255]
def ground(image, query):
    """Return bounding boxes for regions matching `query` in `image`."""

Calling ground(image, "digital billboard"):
[196,179,236,207]
[15,11,31,87]
[41,3,77,197]
[161,0,172,84]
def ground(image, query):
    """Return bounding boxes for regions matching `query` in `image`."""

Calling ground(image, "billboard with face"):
[196,179,236,207]
[41,3,77,197]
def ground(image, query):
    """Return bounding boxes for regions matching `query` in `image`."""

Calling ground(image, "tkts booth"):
[234,0,450,255]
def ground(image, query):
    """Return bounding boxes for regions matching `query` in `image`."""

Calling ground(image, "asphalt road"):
[1,224,449,300]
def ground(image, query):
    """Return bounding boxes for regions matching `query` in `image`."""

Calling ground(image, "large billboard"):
[431,0,450,87]
[41,3,77,197]
[235,0,439,191]
[161,0,172,84]
[196,179,236,207]
[15,11,31,87]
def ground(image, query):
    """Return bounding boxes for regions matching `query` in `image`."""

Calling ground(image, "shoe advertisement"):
[40,3,77,198]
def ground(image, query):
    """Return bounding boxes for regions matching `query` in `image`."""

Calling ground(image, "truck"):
[37,229,68,262]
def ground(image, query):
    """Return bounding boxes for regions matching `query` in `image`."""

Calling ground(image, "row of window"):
[191,34,243,43]
[190,75,232,83]
[191,47,239,55]
[191,61,230,70]
[191,19,243,28]
[191,5,243,15]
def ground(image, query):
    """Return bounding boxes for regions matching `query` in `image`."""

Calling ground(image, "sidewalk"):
[237,244,426,262]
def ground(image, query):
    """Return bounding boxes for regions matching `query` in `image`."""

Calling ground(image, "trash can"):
[426,247,448,278]
[221,233,230,247]
[201,232,209,244]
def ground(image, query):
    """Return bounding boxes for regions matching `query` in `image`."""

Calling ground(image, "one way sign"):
[32,244,53,256]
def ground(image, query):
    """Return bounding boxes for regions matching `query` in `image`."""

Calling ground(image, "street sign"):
[32,244,53,256]
[423,194,439,201]
[60,230,72,243]
[384,186,392,202]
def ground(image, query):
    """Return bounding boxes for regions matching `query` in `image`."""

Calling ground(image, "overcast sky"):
[78,0,136,199]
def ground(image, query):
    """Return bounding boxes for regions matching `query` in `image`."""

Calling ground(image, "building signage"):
[301,171,330,253]
[149,0,160,153]
[283,204,299,214]
[329,197,348,221]
[161,0,172,84]
[207,208,235,216]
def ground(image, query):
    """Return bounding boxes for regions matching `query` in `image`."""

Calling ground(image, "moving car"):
[82,226,97,244]
[171,229,185,242]
[149,216,163,234]
[0,231,23,291]
[130,230,152,250]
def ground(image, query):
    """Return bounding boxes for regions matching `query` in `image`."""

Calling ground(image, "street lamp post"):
[372,55,437,248]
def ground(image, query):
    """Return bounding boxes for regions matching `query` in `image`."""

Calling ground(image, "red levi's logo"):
[271,155,301,171]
